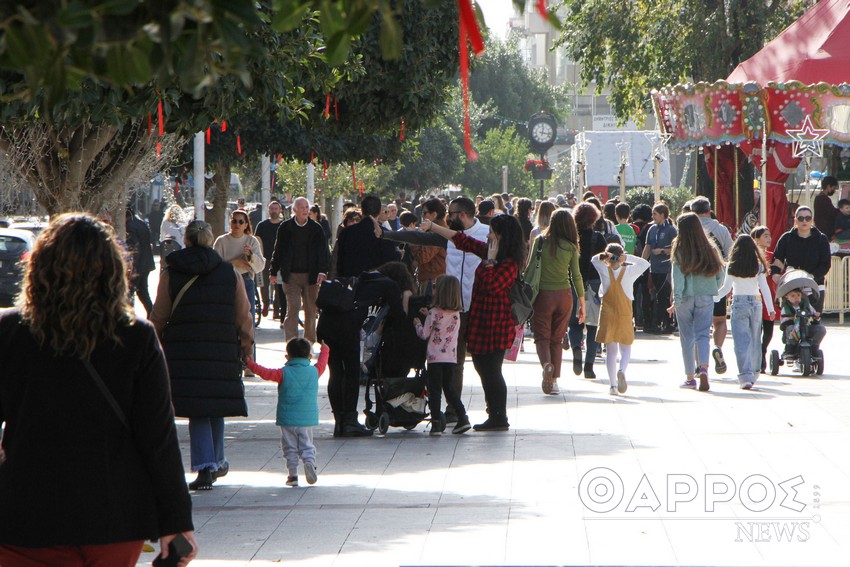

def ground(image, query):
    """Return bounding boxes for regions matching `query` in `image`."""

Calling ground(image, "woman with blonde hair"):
[0,213,197,565]
[668,213,725,391]
[530,200,557,241]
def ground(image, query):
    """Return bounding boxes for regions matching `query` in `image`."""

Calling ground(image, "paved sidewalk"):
[143,317,850,567]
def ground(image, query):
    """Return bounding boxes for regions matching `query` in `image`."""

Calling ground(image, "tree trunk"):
[0,121,153,217]
[209,162,232,236]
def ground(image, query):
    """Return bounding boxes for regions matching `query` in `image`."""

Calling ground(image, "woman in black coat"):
[151,220,254,491]
[317,261,414,437]
[0,213,196,565]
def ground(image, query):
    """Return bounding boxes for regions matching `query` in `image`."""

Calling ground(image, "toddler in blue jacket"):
[247,339,329,487]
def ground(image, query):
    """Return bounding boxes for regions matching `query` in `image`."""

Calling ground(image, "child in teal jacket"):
[248,338,329,487]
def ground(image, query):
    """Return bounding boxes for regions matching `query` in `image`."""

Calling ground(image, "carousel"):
[651,0,850,247]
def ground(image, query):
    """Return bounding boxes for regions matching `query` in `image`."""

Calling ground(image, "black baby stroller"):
[768,269,825,377]
[362,296,435,435]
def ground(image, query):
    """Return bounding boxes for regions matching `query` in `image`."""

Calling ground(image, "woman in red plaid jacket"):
[419,214,526,431]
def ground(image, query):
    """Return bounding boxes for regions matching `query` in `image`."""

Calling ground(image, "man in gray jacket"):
[691,196,733,374]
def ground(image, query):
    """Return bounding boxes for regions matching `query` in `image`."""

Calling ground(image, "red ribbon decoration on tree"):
[325,94,332,119]
[221,120,227,132]
[536,0,548,20]
[400,118,405,141]
[236,135,242,155]
[157,99,164,137]
[311,151,315,165]
[351,163,357,195]
[457,0,484,161]
[206,127,211,144]
[323,161,328,179]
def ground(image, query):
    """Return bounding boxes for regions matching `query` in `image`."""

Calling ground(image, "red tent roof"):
[727,0,850,84]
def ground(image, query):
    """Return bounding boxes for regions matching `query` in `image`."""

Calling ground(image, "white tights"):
[605,343,632,387]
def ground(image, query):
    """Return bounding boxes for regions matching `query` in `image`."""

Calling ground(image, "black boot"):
[584,360,596,379]
[572,347,583,376]
[473,414,510,431]
[339,412,373,437]
[188,467,214,490]
[333,412,344,437]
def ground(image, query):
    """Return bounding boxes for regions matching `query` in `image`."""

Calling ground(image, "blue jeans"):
[189,417,226,472]
[730,295,762,385]
[243,273,256,321]
[675,295,714,376]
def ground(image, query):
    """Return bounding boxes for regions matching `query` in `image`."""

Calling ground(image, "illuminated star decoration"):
[645,131,672,161]
[787,115,829,159]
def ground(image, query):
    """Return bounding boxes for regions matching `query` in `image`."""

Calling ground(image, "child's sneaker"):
[680,378,697,389]
[609,386,618,396]
[286,475,298,487]
[741,382,754,390]
[617,370,627,394]
[304,462,318,485]
[452,415,472,435]
[549,380,560,395]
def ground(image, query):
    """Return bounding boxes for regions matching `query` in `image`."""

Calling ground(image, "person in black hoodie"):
[771,205,832,312]
[151,220,254,491]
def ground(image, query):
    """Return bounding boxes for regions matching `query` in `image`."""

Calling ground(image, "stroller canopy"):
[777,269,819,300]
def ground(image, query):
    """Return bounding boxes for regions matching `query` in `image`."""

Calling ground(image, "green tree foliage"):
[0,0,472,107]
[460,125,537,197]
[246,0,459,165]
[469,37,571,125]
[393,118,463,193]
[0,8,347,222]
[554,0,808,121]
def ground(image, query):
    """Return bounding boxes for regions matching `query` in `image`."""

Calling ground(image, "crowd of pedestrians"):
[2,186,838,563]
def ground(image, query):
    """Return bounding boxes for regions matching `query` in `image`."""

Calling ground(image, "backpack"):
[316,277,358,312]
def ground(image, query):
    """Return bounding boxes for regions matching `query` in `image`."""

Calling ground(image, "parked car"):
[10,220,47,237]
[0,228,36,306]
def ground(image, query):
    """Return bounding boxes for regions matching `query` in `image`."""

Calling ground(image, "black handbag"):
[510,278,534,325]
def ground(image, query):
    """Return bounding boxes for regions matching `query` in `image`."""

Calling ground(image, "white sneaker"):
[304,462,318,485]
[617,370,627,394]
[549,380,560,395]
[609,386,618,396]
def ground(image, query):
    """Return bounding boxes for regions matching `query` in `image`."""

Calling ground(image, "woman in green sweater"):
[668,213,725,392]
[528,209,586,395]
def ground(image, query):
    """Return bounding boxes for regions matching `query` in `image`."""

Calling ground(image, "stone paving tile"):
[133,315,850,566]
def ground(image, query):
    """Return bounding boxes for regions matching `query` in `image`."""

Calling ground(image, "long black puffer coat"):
[162,246,247,418]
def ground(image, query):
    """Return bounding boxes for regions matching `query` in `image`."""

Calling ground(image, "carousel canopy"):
[727,0,850,85]
[652,0,850,150]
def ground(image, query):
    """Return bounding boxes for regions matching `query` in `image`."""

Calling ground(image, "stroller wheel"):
[365,411,378,430]
[378,413,390,435]
[769,350,780,376]
[814,349,824,376]
[403,424,418,431]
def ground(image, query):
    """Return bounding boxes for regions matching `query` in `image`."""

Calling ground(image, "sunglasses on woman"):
[230,218,247,225]
[796,215,812,222]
